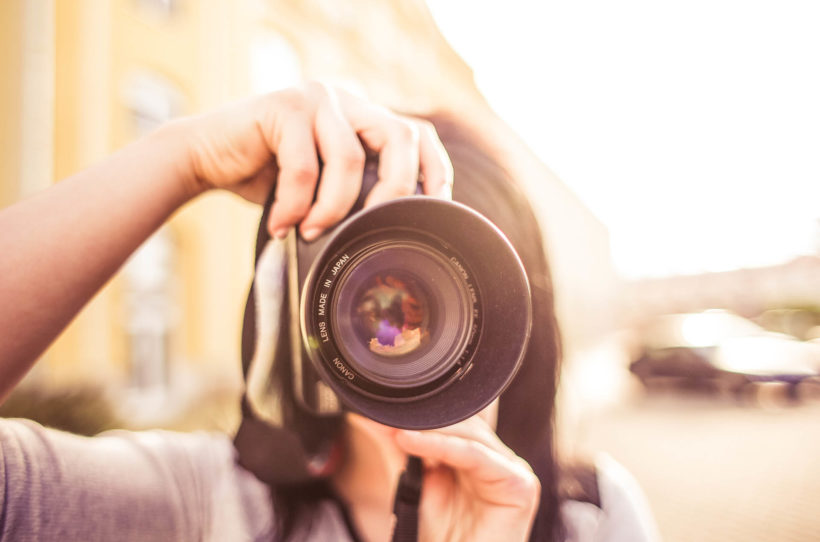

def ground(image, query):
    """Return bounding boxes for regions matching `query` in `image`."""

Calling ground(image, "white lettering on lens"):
[319,321,330,343]
[449,256,469,281]
[333,357,355,380]
[318,292,327,316]
[330,254,350,276]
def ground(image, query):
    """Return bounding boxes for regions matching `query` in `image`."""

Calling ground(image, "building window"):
[122,70,185,136]
[134,0,178,22]
[250,31,302,94]
[123,231,175,399]
[120,71,185,403]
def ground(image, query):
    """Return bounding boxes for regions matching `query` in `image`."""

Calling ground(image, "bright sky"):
[428,0,820,278]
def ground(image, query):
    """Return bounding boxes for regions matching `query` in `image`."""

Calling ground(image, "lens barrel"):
[300,196,531,429]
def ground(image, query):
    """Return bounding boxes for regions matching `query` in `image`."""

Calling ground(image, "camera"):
[246,161,532,431]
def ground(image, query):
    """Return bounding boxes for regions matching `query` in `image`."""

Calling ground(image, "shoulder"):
[561,454,662,542]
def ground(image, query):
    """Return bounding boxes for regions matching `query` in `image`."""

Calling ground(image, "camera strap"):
[391,455,423,542]
[234,186,343,485]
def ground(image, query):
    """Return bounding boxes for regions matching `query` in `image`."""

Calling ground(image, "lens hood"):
[299,196,532,429]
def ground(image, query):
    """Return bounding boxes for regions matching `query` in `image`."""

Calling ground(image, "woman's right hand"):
[395,416,541,542]
[174,82,453,241]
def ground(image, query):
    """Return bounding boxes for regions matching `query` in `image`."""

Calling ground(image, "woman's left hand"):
[395,416,540,542]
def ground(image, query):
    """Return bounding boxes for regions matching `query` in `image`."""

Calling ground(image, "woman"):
[0,84,657,541]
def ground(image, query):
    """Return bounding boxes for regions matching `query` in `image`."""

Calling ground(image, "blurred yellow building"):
[2,0,266,410]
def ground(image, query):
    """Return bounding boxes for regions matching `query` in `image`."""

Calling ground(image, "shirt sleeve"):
[0,418,273,542]
[593,453,662,542]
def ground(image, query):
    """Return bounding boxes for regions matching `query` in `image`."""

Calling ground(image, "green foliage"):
[0,385,123,436]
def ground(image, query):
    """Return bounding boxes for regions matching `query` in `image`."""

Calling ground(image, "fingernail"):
[301,228,321,242]
[273,227,289,239]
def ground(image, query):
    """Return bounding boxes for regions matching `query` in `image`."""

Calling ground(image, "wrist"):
[148,117,210,204]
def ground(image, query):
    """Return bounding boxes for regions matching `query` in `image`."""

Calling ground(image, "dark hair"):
[430,113,563,542]
[247,113,563,541]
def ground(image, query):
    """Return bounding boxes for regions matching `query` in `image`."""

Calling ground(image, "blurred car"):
[629,310,820,397]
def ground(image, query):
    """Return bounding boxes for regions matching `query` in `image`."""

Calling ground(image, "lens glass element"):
[352,272,429,357]
[331,242,473,390]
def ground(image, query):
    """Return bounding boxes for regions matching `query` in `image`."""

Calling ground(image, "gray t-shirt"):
[0,418,659,541]
[0,418,274,541]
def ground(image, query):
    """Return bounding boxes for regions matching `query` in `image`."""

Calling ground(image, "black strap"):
[391,455,424,542]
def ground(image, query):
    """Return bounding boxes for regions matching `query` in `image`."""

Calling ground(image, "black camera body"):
[289,162,533,429]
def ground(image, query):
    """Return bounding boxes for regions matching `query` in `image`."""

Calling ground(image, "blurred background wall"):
[2,0,265,421]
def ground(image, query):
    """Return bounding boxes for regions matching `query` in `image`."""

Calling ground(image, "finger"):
[363,114,419,207]
[266,111,320,238]
[395,430,533,486]
[233,159,279,206]
[414,119,453,199]
[299,88,365,241]
[337,95,421,207]
[423,416,518,461]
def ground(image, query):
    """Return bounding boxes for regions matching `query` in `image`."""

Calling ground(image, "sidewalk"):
[572,391,820,542]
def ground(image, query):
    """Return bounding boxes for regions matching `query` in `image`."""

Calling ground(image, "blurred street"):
[573,389,820,542]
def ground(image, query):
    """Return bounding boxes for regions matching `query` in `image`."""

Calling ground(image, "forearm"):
[0,122,198,401]
[0,85,452,402]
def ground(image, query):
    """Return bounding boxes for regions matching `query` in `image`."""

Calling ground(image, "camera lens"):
[300,197,531,429]
[332,242,473,389]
